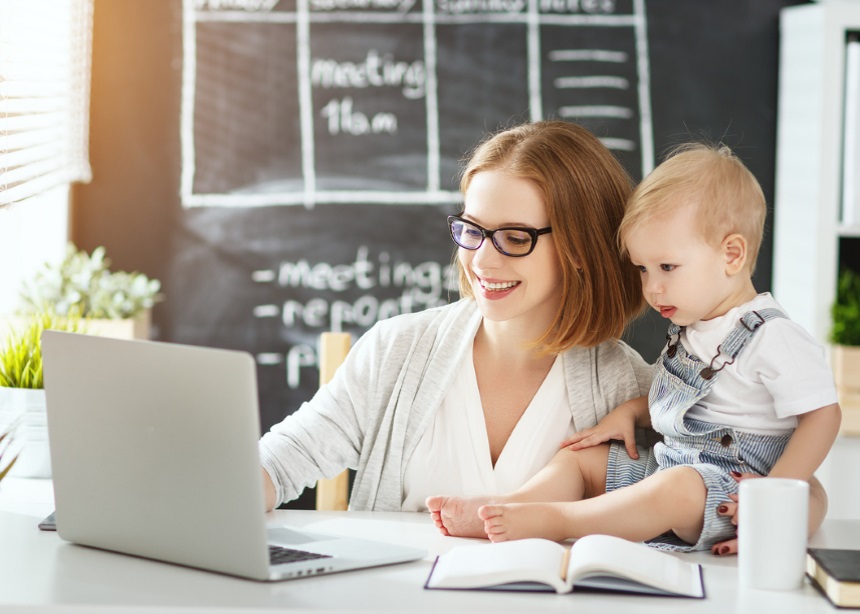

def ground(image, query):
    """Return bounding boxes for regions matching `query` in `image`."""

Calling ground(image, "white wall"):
[817,438,860,520]
[0,186,70,315]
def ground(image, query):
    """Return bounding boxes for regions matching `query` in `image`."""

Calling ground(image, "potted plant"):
[17,243,161,340]
[831,267,860,435]
[0,311,82,478]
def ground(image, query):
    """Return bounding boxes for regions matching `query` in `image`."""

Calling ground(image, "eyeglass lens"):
[449,217,537,256]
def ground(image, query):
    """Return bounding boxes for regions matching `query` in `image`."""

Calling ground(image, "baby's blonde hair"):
[619,143,766,273]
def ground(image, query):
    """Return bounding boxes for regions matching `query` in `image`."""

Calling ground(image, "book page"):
[567,535,704,598]
[426,539,568,593]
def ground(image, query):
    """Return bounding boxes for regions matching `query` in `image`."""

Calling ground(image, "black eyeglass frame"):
[447,215,553,257]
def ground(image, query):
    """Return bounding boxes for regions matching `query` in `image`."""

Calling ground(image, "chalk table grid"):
[182,0,654,209]
[0,477,854,613]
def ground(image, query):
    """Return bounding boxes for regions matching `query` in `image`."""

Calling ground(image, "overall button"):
[720,434,733,447]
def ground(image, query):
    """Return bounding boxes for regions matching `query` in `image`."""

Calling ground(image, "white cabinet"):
[775,2,860,520]
[774,2,860,342]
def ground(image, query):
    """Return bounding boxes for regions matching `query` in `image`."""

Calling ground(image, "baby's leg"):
[479,466,707,544]
[426,444,609,538]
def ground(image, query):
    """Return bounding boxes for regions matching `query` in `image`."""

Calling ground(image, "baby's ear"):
[722,233,748,275]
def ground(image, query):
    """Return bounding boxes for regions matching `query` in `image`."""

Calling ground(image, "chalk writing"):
[252,246,458,387]
[434,0,526,14]
[309,0,417,12]
[274,246,449,293]
[320,98,399,135]
[195,0,279,11]
[311,50,426,99]
[539,0,617,13]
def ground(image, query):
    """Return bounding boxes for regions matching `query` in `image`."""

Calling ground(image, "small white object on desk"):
[739,478,810,591]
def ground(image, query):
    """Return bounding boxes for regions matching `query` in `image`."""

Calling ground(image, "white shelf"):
[837,224,860,238]
[773,2,860,342]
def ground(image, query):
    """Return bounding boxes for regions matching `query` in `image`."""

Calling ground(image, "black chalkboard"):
[73,0,807,508]
[186,1,653,205]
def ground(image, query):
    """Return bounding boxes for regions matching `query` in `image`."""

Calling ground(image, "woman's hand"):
[711,472,829,556]
[560,396,648,460]
[262,467,277,512]
[711,473,747,555]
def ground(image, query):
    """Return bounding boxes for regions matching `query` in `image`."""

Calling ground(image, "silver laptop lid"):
[42,331,272,580]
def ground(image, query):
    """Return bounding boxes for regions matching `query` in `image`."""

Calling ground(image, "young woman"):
[259,120,651,512]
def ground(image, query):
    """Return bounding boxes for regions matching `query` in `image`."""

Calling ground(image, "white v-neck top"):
[401,343,574,512]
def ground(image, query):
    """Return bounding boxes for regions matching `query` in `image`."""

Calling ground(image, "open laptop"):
[41,330,426,581]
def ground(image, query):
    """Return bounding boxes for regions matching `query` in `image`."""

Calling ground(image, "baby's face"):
[624,205,736,326]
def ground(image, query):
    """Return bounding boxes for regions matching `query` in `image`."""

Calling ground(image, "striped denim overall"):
[640,308,793,551]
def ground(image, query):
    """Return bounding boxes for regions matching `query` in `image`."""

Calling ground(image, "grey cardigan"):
[259,299,653,511]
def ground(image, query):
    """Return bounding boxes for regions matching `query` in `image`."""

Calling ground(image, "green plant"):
[831,267,860,346]
[0,311,83,389]
[19,243,161,320]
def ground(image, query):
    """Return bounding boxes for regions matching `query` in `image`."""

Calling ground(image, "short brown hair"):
[456,120,645,352]
[620,143,766,272]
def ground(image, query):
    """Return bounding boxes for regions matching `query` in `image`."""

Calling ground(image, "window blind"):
[0,0,93,206]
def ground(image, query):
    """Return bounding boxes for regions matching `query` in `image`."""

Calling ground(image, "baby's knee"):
[562,445,610,497]
[652,466,707,502]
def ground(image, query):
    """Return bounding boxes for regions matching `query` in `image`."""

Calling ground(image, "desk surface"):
[0,478,854,613]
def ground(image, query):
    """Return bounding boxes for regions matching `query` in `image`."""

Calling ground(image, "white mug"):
[738,478,809,590]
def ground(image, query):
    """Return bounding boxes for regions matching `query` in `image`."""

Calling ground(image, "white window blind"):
[0,0,94,206]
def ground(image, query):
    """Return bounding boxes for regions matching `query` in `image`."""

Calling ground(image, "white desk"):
[0,478,854,613]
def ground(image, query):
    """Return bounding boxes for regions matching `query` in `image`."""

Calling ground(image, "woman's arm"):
[263,468,277,512]
[258,326,385,509]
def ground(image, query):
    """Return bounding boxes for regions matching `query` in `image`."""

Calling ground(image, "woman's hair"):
[619,143,766,272]
[456,120,645,352]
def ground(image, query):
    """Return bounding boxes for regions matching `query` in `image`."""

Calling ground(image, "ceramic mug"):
[738,478,809,590]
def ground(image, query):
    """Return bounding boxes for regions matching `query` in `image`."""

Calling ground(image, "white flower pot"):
[0,387,50,478]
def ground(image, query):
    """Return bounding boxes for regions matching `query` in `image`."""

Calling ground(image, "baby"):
[426,143,841,552]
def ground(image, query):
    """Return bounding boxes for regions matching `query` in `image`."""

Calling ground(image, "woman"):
[259,120,651,512]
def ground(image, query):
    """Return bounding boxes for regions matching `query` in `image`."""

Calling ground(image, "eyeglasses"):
[447,215,552,257]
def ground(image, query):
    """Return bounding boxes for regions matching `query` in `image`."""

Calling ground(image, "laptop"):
[41,330,426,581]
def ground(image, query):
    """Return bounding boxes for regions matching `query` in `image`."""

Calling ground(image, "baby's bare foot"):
[479,502,574,543]
[426,495,493,538]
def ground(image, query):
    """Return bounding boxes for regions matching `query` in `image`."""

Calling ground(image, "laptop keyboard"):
[268,545,333,565]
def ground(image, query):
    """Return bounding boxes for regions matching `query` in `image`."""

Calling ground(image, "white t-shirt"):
[401,343,574,512]
[681,293,838,435]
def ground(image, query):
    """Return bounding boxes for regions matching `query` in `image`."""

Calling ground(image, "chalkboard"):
[73,0,807,508]
[165,203,456,432]
[183,0,653,206]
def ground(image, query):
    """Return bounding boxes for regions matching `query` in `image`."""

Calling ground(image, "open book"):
[425,534,705,598]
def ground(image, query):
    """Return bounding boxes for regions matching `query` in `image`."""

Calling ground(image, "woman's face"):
[459,170,562,330]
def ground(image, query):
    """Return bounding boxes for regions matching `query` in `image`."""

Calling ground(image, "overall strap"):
[698,308,786,380]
